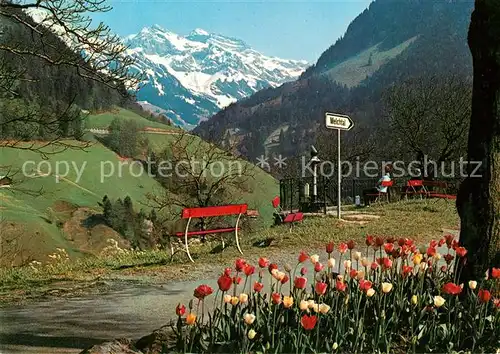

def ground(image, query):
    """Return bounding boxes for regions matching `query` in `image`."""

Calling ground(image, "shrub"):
[172,235,500,353]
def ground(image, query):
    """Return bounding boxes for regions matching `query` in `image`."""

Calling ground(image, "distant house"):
[0,176,12,187]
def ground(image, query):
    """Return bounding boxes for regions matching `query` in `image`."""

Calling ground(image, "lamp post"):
[310,145,321,205]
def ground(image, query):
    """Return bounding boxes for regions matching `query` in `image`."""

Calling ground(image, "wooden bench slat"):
[181,204,248,218]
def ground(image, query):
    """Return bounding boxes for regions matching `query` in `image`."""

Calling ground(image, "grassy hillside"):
[1,108,278,265]
[85,107,178,130]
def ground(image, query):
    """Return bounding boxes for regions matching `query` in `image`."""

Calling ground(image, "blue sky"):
[91,0,372,62]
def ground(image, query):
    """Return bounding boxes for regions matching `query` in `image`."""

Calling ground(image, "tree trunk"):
[457,0,500,281]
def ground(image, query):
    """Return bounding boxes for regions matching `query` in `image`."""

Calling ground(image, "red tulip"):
[235,258,246,272]
[300,267,308,275]
[398,238,406,247]
[336,280,347,292]
[268,263,278,274]
[370,262,379,270]
[223,267,232,276]
[294,276,308,289]
[339,243,348,254]
[384,243,394,254]
[258,257,269,268]
[402,265,413,277]
[365,235,374,246]
[271,292,281,305]
[281,274,289,284]
[444,234,454,247]
[314,262,324,272]
[347,240,356,250]
[254,281,264,292]
[298,251,309,263]
[426,247,436,257]
[455,247,467,257]
[349,269,358,279]
[438,238,446,247]
[391,249,401,259]
[491,268,500,279]
[175,303,186,316]
[451,240,459,250]
[429,240,438,248]
[478,289,491,303]
[359,279,372,292]
[493,298,500,308]
[382,257,393,269]
[444,254,454,264]
[244,264,255,276]
[442,282,462,296]
[375,236,384,247]
[217,275,232,292]
[440,265,447,272]
[326,242,334,254]
[300,314,317,330]
[194,284,213,300]
[232,276,242,285]
[315,281,327,295]
[386,237,396,244]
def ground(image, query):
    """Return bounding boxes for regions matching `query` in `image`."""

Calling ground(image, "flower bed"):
[172,235,500,353]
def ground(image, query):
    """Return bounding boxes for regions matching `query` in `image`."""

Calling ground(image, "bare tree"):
[383,75,472,165]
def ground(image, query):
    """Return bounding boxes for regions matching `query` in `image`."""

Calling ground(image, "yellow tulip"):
[299,300,309,311]
[283,296,294,308]
[239,293,248,304]
[332,342,338,350]
[356,270,365,280]
[319,303,331,314]
[381,282,393,294]
[243,313,256,325]
[353,251,362,261]
[433,295,446,307]
[327,258,336,268]
[343,260,352,270]
[231,296,239,306]
[311,303,319,313]
[412,253,423,265]
[223,294,232,303]
[411,295,418,305]
[468,280,477,290]
[433,252,441,261]
[366,288,376,297]
[186,313,196,325]
[310,254,320,264]
[307,299,316,309]
[361,257,370,267]
[248,329,256,340]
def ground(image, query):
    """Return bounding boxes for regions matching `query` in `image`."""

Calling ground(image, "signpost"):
[325,112,354,219]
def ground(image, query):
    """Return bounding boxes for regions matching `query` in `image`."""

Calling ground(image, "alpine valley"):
[123,26,308,129]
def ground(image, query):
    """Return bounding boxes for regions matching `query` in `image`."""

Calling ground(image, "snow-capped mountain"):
[124,25,308,129]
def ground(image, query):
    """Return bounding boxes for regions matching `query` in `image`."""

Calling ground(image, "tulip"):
[366,288,376,297]
[194,284,213,300]
[384,243,394,254]
[319,303,331,314]
[253,281,264,292]
[243,313,256,325]
[298,251,309,263]
[300,314,317,330]
[402,265,413,277]
[311,303,319,313]
[375,236,384,247]
[382,257,393,269]
[349,269,358,279]
[258,257,269,268]
[326,241,334,254]
[231,296,239,306]
[327,258,336,268]
[339,243,348,254]
[268,263,278,274]
[248,329,256,340]
[300,267,308,275]
[492,267,500,279]
[381,282,393,293]
[455,247,467,257]
[223,294,232,303]
[244,264,255,276]
[365,235,374,246]
[347,240,356,250]
[426,247,436,257]
[239,293,249,304]
[283,296,294,308]
[468,280,477,290]
[356,270,365,280]
[361,257,370,267]
[442,282,462,295]
[217,275,232,292]
[284,264,292,272]
[359,279,372,292]
[412,253,423,265]
[444,254,454,264]
[332,342,338,350]
[433,252,441,261]
[344,260,352,270]
[353,251,362,261]
[314,262,324,272]
[271,292,281,305]
[294,276,308,289]
[310,254,320,264]
[478,289,491,303]
[336,280,347,292]
[186,313,196,325]
[307,299,315,308]
[235,258,246,272]
[175,303,186,317]
[370,262,379,271]
[411,295,418,305]
[315,281,327,295]
[223,267,232,276]
[299,300,309,311]
[337,274,344,282]
[433,296,446,307]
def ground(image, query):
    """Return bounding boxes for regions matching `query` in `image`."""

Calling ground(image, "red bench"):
[171,204,248,262]
[272,196,304,231]
[365,180,394,203]
[423,180,457,200]
[403,179,428,199]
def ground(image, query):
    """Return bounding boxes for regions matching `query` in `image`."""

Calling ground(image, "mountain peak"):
[191,28,210,36]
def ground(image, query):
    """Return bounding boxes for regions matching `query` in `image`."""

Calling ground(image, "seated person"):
[363,164,392,206]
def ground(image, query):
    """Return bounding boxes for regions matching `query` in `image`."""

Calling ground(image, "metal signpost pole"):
[337,128,341,219]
